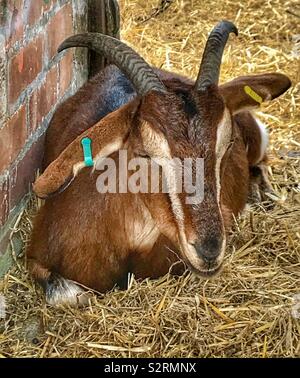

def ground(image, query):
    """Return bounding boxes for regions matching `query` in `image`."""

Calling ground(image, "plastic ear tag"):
[81,137,94,167]
[244,85,263,104]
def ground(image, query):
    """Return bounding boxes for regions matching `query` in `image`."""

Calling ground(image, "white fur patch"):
[182,236,203,269]
[127,203,160,251]
[46,276,89,307]
[215,109,232,202]
[254,116,269,163]
[72,139,123,177]
[73,162,85,177]
[93,139,123,170]
[205,110,230,269]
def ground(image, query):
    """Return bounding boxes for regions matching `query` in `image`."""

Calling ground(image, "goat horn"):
[195,21,238,91]
[58,33,167,96]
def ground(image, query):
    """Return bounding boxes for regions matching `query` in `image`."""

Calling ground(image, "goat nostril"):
[199,251,218,264]
[193,237,222,264]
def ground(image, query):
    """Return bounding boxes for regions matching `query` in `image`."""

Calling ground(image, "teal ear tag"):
[81,137,94,167]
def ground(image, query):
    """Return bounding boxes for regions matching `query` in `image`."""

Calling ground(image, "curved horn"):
[195,21,238,91]
[58,33,167,96]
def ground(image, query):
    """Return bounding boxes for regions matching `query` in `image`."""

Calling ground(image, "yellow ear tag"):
[244,85,263,104]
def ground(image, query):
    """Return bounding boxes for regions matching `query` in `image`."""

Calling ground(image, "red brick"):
[25,0,53,26]
[10,138,44,210]
[0,105,27,174]
[0,176,10,227]
[46,3,73,61]
[25,0,43,26]
[59,50,73,96]
[29,66,58,132]
[8,35,43,105]
[6,0,24,48]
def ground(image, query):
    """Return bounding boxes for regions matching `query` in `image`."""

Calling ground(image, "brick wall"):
[0,0,89,265]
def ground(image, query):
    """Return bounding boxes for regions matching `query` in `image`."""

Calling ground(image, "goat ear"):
[33,103,136,198]
[219,73,291,114]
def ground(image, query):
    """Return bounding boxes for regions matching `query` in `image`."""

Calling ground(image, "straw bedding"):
[0,0,299,357]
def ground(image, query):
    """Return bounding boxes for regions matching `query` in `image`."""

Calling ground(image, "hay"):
[0,0,299,357]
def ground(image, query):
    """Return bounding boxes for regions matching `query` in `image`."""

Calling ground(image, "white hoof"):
[46,275,89,307]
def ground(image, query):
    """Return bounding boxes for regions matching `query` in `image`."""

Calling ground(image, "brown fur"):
[27,66,291,299]
[234,111,262,166]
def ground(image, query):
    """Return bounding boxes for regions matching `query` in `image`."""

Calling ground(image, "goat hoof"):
[45,274,90,307]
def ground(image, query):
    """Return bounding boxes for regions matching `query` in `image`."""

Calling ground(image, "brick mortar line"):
[5,1,76,118]
[6,0,71,60]
[0,83,75,184]
[12,83,76,168]
[6,48,71,118]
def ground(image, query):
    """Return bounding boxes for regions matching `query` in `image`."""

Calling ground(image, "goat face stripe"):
[213,109,232,263]
[140,122,208,269]
[215,108,232,204]
[140,122,185,227]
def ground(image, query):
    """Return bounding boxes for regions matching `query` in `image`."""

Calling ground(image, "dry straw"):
[0,0,299,357]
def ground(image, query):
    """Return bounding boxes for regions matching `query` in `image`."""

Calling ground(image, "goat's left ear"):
[219,73,291,114]
[33,101,138,199]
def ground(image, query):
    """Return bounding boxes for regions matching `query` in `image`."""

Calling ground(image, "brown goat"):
[27,21,291,306]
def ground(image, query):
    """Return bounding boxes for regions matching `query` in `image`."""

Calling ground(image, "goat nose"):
[194,236,222,263]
